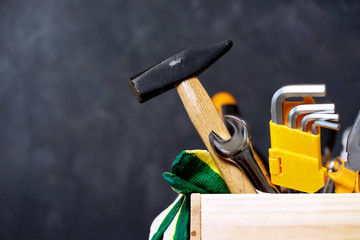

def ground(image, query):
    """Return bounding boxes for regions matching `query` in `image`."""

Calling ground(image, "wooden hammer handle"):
[176,76,256,194]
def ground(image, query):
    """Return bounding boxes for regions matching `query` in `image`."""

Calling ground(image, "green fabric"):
[152,150,230,240]
[173,196,190,240]
[165,151,230,194]
[162,173,208,195]
[151,195,185,240]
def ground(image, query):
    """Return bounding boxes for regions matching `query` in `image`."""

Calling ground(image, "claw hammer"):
[129,40,256,194]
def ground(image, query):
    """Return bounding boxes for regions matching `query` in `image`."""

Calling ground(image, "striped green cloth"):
[149,150,230,240]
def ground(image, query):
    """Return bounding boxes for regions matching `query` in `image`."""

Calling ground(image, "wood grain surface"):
[190,193,202,240]
[197,193,360,240]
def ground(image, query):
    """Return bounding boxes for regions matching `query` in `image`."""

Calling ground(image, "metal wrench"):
[271,84,326,125]
[209,115,278,193]
[287,104,335,128]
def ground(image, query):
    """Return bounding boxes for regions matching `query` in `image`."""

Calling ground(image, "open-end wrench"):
[311,120,341,135]
[209,115,278,193]
[287,104,335,129]
[300,113,339,132]
[271,84,326,125]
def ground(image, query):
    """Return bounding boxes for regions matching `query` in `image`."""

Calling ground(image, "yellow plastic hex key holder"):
[268,97,328,193]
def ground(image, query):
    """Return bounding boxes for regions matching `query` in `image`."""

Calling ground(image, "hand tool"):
[268,85,330,193]
[347,110,360,171]
[311,120,340,135]
[328,111,360,193]
[287,104,335,129]
[340,127,352,160]
[212,91,279,191]
[209,115,278,193]
[271,84,326,125]
[130,40,256,194]
[310,119,340,192]
[300,113,339,132]
[212,92,241,119]
[212,92,263,166]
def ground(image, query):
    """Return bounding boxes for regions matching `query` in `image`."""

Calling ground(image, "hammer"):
[130,40,256,194]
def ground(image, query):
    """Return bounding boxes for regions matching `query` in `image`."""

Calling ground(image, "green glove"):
[150,150,229,240]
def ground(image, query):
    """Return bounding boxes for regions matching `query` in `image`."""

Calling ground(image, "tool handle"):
[176,76,256,194]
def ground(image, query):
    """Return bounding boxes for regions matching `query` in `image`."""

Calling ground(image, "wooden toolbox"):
[190,193,360,240]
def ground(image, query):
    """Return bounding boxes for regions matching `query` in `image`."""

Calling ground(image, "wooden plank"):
[200,194,360,240]
[190,193,201,240]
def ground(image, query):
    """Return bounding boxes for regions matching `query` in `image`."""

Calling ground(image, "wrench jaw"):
[209,115,249,158]
[209,131,236,160]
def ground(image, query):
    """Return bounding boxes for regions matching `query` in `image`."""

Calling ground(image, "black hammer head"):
[130,40,233,103]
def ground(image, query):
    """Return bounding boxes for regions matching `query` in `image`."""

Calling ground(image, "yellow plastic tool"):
[328,165,359,193]
[355,173,360,193]
[325,156,345,172]
[268,98,328,193]
[212,91,238,117]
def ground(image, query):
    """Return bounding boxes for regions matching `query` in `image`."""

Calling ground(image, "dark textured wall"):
[0,0,359,239]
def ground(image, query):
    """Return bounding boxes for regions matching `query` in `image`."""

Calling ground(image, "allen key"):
[287,104,335,129]
[271,84,326,125]
[311,120,341,135]
[300,113,339,132]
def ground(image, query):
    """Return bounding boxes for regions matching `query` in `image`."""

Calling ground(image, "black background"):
[0,1,359,239]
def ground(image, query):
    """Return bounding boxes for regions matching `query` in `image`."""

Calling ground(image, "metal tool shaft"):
[229,147,277,193]
[311,120,340,135]
[271,84,326,125]
[300,113,339,132]
[287,104,335,129]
